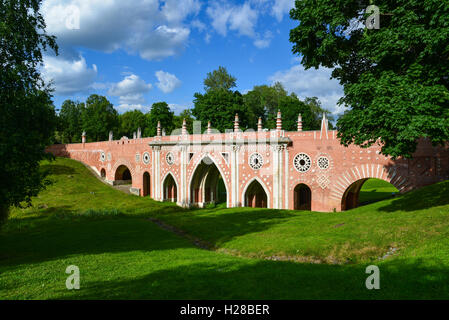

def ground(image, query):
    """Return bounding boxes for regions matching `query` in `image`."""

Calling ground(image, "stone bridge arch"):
[162,171,179,203]
[331,164,409,211]
[188,154,230,207]
[242,176,271,208]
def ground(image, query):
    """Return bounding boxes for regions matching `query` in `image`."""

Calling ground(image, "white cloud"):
[42,55,97,95]
[206,1,258,37]
[253,30,273,48]
[41,0,199,60]
[272,0,295,22]
[115,103,150,113]
[192,19,207,32]
[155,71,182,93]
[108,74,152,105]
[162,0,201,24]
[268,65,344,114]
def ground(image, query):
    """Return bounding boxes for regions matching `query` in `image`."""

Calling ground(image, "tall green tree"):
[173,109,194,134]
[145,102,174,136]
[58,100,84,143]
[0,0,58,227]
[304,97,335,129]
[81,95,118,142]
[193,89,247,133]
[266,94,315,131]
[243,83,288,129]
[204,66,237,92]
[118,109,146,138]
[290,0,449,158]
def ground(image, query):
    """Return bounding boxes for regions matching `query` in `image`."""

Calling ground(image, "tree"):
[304,97,335,129]
[58,100,84,143]
[289,0,449,158]
[204,66,237,92]
[243,83,288,129]
[145,102,174,136]
[0,0,58,227]
[118,110,146,138]
[81,95,118,142]
[192,89,247,133]
[173,109,194,134]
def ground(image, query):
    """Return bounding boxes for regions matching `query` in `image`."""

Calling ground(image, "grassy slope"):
[1,158,449,299]
[359,178,399,204]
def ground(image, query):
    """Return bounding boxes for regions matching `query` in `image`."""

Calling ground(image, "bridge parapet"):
[46,112,449,212]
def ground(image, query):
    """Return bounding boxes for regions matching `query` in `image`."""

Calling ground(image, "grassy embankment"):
[1,158,448,299]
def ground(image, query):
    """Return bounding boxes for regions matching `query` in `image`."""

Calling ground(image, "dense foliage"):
[289,0,449,158]
[0,0,58,226]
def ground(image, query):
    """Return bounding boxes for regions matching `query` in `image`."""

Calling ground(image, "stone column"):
[180,145,188,206]
[272,144,283,209]
[283,144,289,210]
[152,146,161,201]
[230,144,240,207]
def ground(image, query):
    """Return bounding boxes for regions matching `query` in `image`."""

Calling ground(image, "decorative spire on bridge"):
[182,118,188,135]
[257,117,263,132]
[157,121,161,137]
[234,113,239,132]
[276,110,282,131]
[297,114,302,132]
[207,121,212,134]
[82,131,86,144]
[137,127,141,139]
[109,131,113,141]
[320,113,328,139]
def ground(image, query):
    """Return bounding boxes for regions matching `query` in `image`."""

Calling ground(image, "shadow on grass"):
[378,181,449,212]
[152,206,298,247]
[0,215,192,269]
[53,256,449,300]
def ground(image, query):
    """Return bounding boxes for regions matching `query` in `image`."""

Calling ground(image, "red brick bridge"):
[47,112,449,212]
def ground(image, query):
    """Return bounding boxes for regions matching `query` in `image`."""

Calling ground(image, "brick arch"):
[331,164,409,211]
[242,176,271,208]
[188,153,230,207]
[111,159,136,181]
[162,171,179,202]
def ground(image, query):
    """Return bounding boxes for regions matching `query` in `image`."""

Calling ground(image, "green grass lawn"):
[359,178,399,204]
[1,158,449,299]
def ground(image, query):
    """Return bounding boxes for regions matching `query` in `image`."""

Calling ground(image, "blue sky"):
[40,0,344,115]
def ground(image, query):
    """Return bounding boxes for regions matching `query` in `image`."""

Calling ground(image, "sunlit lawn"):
[1,158,448,299]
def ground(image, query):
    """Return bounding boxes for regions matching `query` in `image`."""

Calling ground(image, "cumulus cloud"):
[253,30,273,48]
[155,71,182,93]
[42,55,98,95]
[272,0,295,22]
[41,0,198,60]
[268,65,344,114]
[108,74,152,105]
[206,1,258,37]
[115,104,150,114]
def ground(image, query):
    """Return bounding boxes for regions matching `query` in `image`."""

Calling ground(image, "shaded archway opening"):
[342,178,398,210]
[244,180,268,208]
[143,172,150,197]
[114,165,132,185]
[294,184,312,211]
[190,157,227,207]
[100,168,106,179]
[163,174,177,202]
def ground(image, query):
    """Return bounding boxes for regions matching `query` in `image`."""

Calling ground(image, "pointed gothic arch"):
[188,155,229,207]
[242,177,270,208]
[162,172,178,202]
